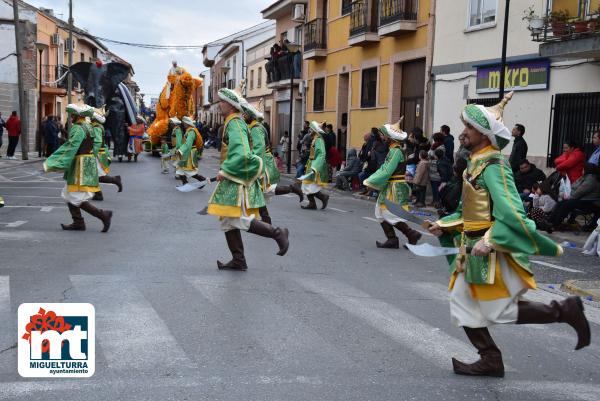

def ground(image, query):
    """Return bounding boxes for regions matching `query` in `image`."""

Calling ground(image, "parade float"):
[147,62,203,154]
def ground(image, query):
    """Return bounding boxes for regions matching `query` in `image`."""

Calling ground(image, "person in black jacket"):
[438,158,468,217]
[509,123,528,172]
[514,159,546,198]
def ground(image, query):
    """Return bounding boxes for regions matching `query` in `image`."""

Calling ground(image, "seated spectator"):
[335,149,361,191]
[589,130,600,166]
[555,140,585,184]
[528,182,557,227]
[274,151,284,172]
[412,150,430,208]
[539,163,600,232]
[438,158,468,217]
[515,159,546,200]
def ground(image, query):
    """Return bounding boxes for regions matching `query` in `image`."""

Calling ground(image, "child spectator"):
[412,150,430,208]
[528,182,557,228]
[274,151,284,172]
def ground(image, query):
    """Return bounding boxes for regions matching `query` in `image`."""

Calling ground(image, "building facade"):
[303,0,435,155]
[432,0,600,168]
[246,37,276,132]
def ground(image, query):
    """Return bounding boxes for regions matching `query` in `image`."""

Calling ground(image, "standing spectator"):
[438,157,468,217]
[0,112,5,157]
[297,121,309,153]
[555,140,585,184]
[589,130,600,166]
[514,159,547,199]
[43,116,60,156]
[334,148,361,190]
[412,150,430,208]
[358,133,386,195]
[440,124,454,163]
[5,111,21,159]
[429,132,445,156]
[509,123,528,172]
[279,131,289,165]
[436,148,453,184]
[455,131,471,161]
[429,149,442,207]
[406,127,430,165]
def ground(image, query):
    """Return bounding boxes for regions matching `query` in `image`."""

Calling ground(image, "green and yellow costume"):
[207,113,265,218]
[301,131,328,190]
[175,126,203,175]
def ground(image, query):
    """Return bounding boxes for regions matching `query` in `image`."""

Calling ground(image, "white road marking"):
[292,276,512,371]
[329,207,349,213]
[0,186,63,190]
[0,276,12,347]
[3,220,27,228]
[361,216,434,237]
[40,206,53,212]
[69,275,195,372]
[531,260,583,273]
[2,195,62,199]
[2,205,65,209]
[362,216,379,222]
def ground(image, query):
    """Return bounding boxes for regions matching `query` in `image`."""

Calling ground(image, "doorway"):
[337,73,349,159]
[400,58,426,132]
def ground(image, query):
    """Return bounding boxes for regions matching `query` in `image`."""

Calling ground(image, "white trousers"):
[61,185,93,207]
[220,189,256,232]
[450,252,528,328]
[301,182,322,195]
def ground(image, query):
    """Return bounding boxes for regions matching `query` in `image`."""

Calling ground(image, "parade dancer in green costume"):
[427,93,590,377]
[300,121,329,210]
[207,88,289,271]
[43,104,112,232]
[240,102,303,224]
[91,109,122,201]
[363,119,422,248]
[174,116,206,185]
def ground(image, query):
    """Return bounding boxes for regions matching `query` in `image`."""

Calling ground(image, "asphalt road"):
[0,150,599,401]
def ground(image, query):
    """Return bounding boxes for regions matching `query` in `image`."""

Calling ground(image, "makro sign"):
[476,59,550,94]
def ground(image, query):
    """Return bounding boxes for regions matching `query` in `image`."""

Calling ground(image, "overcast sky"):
[31,0,272,98]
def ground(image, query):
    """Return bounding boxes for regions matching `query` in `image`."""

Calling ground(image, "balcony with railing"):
[41,64,68,92]
[304,18,327,60]
[349,1,379,46]
[377,0,418,36]
[266,52,301,89]
[529,2,600,60]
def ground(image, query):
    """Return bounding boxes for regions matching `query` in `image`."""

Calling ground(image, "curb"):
[562,280,600,302]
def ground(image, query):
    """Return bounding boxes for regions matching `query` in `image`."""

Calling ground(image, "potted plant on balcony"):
[589,4,600,32]
[522,5,545,33]
[550,9,570,37]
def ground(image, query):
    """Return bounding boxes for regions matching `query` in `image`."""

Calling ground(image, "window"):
[258,67,262,88]
[80,52,84,62]
[468,0,497,28]
[250,69,255,90]
[313,78,325,111]
[341,0,353,16]
[360,67,377,108]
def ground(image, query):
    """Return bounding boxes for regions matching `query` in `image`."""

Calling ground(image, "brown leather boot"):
[259,206,272,225]
[376,222,399,249]
[516,297,590,350]
[79,201,113,232]
[314,191,329,209]
[61,203,85,231]
[394,222,422,245]
[301,194,317,210]
[92,191,104,201]
[99,175,123,192]
[452,327,505,377]
[247,219,289,256]
[217,229,247,271]
[276,182,304,202]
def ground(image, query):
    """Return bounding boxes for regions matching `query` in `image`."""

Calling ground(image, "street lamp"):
[35,42,49,158]
[286,43,301,174]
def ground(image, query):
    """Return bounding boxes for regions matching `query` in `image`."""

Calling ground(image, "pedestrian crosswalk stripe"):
[531,260,583,273]
[69,275,195,371]
[293,276,500,371]
[187,275,351,367]
[524,286,600,327]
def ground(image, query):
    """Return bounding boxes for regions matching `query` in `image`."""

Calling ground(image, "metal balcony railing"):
[530,16,600,43]
[304,18,327,52]
[350,1,378,36]
[378,0,417,27]
[342,0,353,16]
[41,64,68,88]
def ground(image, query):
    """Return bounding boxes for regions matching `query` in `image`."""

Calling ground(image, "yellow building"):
[303,0,434,151]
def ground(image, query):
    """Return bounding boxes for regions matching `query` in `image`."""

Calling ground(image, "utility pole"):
[66,0,73,129]
[498,0,510,100]
[13,0,28,159]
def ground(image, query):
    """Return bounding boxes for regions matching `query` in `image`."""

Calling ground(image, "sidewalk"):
[0,152,44,171]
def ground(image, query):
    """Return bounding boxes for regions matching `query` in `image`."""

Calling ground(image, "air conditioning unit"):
[64,38,76,52]
[292,4,305,22]
[51,33,61,46]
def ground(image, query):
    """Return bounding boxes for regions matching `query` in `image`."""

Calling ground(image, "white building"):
[201,21,275,126]
[432,0,600,169]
